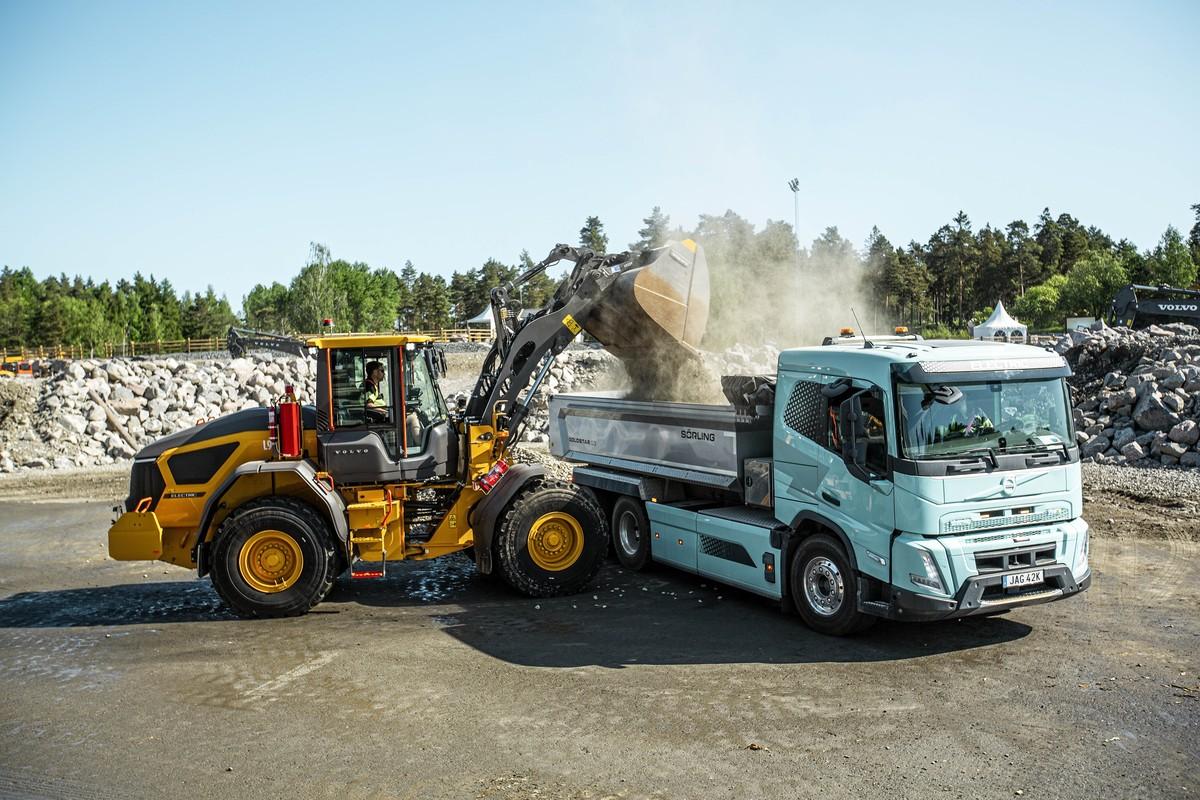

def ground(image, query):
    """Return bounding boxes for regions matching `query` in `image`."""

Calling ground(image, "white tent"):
[465,307,495,336]
[974,301,1027,343]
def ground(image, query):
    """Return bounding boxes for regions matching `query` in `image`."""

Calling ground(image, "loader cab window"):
[402,346,447,455]
[331,349,397,453]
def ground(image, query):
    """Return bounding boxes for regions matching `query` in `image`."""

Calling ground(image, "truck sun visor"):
[897,355,1071,382]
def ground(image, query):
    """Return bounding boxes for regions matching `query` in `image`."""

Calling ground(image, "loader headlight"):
[910,549,945,594]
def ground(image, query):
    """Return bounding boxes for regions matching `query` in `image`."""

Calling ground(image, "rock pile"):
[1056,323,1200,467]
[0,355,315,472]
[519,348,625,442]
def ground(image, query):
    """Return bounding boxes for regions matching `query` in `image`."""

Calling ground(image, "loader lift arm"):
[465,244,631,441]
[227,327,311,359]
[464,238,710,444]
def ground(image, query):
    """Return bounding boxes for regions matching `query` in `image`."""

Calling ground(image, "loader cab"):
[310,334,456,484]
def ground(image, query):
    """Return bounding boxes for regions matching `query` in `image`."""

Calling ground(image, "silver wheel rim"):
[804,556,844,617]
[617,511,641,557]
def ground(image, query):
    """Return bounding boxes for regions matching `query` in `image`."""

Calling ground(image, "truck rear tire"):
[495,480,607,598]
[611,496,651,571]
[209,497,337,619]
[790,533,875,636]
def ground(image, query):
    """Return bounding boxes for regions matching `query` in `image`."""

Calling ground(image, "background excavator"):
[108,239,709,617]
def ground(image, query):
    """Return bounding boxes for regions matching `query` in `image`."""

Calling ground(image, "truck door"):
[774,373,894,584]
[823,385,895,583]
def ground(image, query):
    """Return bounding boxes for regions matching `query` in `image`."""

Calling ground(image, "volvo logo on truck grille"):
[333,448,371,455]
[680,428,716,441]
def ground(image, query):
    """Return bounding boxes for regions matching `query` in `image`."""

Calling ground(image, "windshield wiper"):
[942,446,998,468]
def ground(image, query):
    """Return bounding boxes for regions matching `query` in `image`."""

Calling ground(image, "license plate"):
[1003,569,1044,588]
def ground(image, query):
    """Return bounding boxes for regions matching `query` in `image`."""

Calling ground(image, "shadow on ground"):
[0,559,1031,666]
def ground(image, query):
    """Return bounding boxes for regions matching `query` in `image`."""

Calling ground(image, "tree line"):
[2,204,1197,351]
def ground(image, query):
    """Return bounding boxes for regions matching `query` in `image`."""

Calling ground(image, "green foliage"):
[1145,226,1197,288]
[1012,274,1069,330]
[4,204,1197,350]
[1189,204,1200,267]
[181,287,238,338]
[920,324,970,340]
[578,216,608,254]
[243,282,290,331]
[1059,252,1128,318]
[630,206,671,252]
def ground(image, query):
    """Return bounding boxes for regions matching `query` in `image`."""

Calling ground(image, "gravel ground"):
[1082,462,1200,506]
[0,495,1196,799]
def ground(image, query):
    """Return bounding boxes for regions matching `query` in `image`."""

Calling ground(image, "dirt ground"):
[0,469,1196,800]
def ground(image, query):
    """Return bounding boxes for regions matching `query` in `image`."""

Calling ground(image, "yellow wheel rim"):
[527,512,585,572]
[238,530,304,593]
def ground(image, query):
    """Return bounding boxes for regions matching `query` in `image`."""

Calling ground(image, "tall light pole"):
[788,178,800,264]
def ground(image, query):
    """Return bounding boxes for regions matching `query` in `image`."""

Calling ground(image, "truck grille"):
[944,505,1070,534]
[973,544,1057,574]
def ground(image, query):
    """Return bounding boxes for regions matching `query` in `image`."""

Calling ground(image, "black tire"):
[610,495,651,571]
[210,497,337,619]
[789,533,875,636]
[495,480,607,598]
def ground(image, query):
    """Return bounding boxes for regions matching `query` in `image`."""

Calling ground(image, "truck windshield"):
[897,378,1071,460]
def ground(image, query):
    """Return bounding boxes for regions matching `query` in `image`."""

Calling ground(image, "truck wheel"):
[210,497,337,619]
[611,496,651,571]
[496,480,607,598]
[790,534,875,636]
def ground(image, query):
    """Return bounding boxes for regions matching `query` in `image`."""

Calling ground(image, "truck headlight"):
[910,550,945,594]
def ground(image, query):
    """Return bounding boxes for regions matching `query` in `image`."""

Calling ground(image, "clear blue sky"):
[2,1,1197,312]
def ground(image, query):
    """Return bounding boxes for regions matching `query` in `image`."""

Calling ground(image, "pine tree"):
[1189,203,1200,268]
[629,207,670,251]
[578,216,608,254]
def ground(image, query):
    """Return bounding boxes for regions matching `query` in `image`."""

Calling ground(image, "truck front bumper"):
[871,565,1091,622]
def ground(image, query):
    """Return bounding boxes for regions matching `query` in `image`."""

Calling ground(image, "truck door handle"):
[821,491,840,507]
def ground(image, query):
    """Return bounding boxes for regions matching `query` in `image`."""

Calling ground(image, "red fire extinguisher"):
[276,385,303,459]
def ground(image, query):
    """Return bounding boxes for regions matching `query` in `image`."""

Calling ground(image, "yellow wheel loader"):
[108,240,708,617]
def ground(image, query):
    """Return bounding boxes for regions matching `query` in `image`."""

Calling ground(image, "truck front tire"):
[496,480,607,598]
[611,496,651,570]
[210,498,337,619]
[790,533,875,636]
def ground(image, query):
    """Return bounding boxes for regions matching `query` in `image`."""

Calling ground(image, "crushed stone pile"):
[1055,322,1200,468]
[0,355,315,472]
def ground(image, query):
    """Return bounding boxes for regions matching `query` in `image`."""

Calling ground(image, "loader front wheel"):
[210,498,337,618]
[496,480,607,598]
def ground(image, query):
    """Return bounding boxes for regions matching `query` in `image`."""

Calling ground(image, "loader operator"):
[363,361,390,423]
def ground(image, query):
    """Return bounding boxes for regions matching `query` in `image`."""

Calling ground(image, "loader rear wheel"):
[496,480,607,598]
[210,498,337,619]
[611,496,651,571]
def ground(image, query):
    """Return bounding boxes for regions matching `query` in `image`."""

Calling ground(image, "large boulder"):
[1168,420,1200,447]
[1132,391,1179,432]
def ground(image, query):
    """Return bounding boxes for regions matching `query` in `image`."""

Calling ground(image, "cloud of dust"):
[612,223,881,405]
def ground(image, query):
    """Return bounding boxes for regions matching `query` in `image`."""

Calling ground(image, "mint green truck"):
[549,338,1091,635]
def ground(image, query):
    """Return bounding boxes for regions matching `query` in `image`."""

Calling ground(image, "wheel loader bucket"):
[585,239,709,358]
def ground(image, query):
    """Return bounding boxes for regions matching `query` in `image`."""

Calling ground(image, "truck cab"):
[772,339,1089,630]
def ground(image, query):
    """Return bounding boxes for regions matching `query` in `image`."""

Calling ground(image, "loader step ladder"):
[347,494,393,579]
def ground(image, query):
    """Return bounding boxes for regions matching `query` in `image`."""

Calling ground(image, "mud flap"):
[109,510,165,560]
